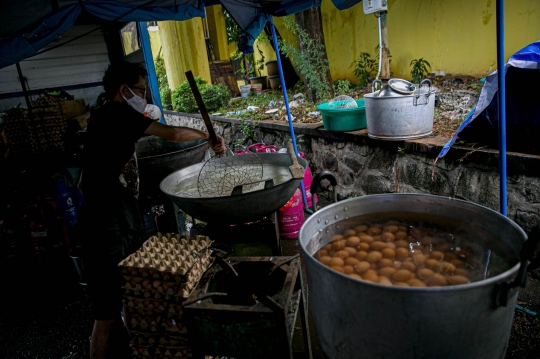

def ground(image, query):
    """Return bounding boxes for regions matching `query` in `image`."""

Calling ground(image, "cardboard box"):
[72,113,90,130]
[61,99,86,119]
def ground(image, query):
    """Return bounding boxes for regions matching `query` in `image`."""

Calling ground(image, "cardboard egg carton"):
[130,344,192,359]
[123,296,183,317]
[119,233,214,284]
[131,334,190,350]
[125,308,189,338]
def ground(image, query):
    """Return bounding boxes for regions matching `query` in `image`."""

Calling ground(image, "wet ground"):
[1,220,539,359]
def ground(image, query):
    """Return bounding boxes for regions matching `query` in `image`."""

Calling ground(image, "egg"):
[354,261,371,274]
[334,250,350,259]
[359,235,375,244]
[401,261,416,272]
[323,244,333,252]
[451,259,465,268]
[331,240,347,250]
[346,236,361,246]
[329,257,345,267]
[420,236,435,245]
[383,225,399,233]
[331,234,344,242]
[317,249,328,257]
[439,261,456,274]
[343,247,357,256]
[378,258,394,268]
[319,256,332,265]
[363,269,379,282]
[355,251,368,261]
[392,269,412,282]
[366,251,383,263]
[370,241,387,251]
[381,248,396,259]
[396,248,409,260]
[395,239,409,248]
[381,232,395,242]
[345,257,360,266]
[446,275,470,285]
[348,273,363,280]
[343,229,357,237]
[454,268,470,277]
[379,276,393,286]
[424,258,440,269]
[426,273,447,286]
[379,267,397,278]
[372,235,382,241]
[386,242,397,250]
[430,251,445,260]
[436,242,452,252]
[331,265,345,274]
[370,263,378,270]
[354,225,368,233]
[394,231,409,240]
[357,242,370,251]
[417,268,435,280]
[343,265,355,274]
[412,253,427,265]
[407,279,427,287]
[368,227,382,236]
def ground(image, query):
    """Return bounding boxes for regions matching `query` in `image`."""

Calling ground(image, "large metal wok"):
[160,153,308,224]
[136,136,208,194]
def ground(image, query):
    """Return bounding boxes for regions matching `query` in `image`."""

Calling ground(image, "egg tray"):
[130,344,192,359]
[124,296,183,316]
[125,308,189,338]
[123,278,196,302]
[119,233,214,283]
[131,334,190,350]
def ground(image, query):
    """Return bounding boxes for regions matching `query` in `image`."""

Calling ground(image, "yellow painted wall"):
[148,28,162,59]
[158,19,211,90]
[206,5,229,60]
[321,0,540,82]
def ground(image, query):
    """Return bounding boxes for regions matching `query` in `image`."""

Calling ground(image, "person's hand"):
[209,134,226,155]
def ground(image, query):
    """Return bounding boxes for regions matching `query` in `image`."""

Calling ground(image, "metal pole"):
[137,22,165,123]
[270,18,311,213]
[496,0,507,216]
[15,63,32,110]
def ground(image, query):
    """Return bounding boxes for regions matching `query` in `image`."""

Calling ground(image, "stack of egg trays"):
[119,233,214,358]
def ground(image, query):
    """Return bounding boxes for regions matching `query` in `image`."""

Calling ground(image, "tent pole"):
[137,22,165,124]
[15,63,32,111]
[270,18,311,213]
[496,0,507,216]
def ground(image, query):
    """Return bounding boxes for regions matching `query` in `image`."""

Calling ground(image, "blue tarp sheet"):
[437,40,540,158]
[0,0,363,69]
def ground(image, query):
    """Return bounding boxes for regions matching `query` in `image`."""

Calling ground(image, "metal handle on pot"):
[414,79,433,106]
[372,79,382,93]
[310,171,338,212]
[495,223,540,307]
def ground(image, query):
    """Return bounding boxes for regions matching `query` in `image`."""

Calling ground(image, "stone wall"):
[164,111,540,237]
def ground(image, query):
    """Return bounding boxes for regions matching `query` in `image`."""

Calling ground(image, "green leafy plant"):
[410,58,431,84]
[172,77,231,113]
[333,79,352,96]
[279,17,332,102]
[350,52,376,88]
[155,56,172,110]
[160,87,172,110]
[256,45,265,73]
[233,120,260,147]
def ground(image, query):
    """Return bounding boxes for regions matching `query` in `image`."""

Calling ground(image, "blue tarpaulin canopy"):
[436,41,540,158]
[0,0,362,69]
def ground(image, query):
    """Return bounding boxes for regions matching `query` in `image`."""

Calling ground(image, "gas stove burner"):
[189,213,281,256]
[183,256,312,359]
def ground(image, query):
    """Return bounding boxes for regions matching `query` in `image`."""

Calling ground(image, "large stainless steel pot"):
[299,192,528,359]
[364,79,435,140]
[160,153,307,224]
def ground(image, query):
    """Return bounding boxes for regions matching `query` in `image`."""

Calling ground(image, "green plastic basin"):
[316,99,367,132]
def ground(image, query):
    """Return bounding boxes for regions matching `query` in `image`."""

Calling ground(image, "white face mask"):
[122,86,147,113]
